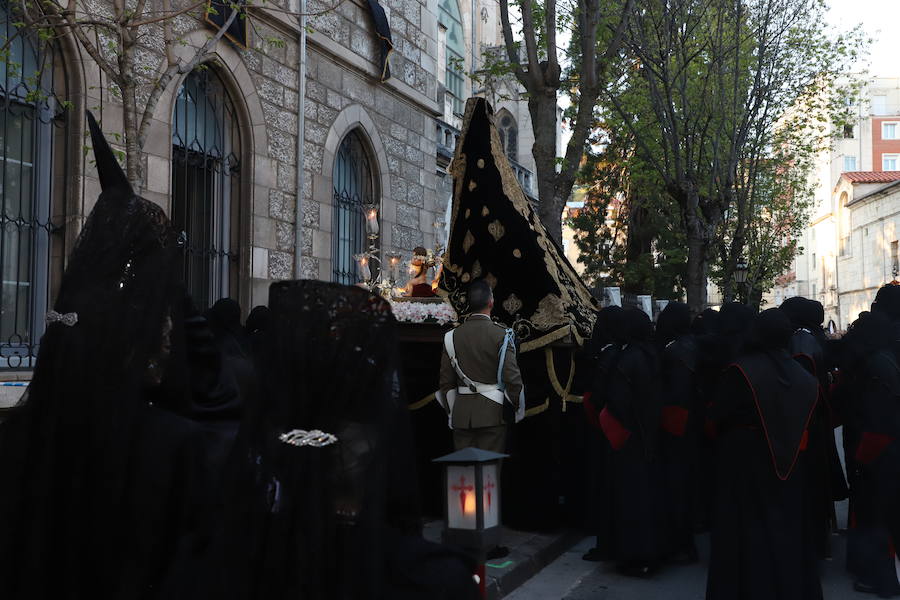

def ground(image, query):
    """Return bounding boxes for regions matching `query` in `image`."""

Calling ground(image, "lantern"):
[433,447,507,553]
[354,253,371,282]
[387,252,401,281]
[734,257,749,284]
[365,207,379,237]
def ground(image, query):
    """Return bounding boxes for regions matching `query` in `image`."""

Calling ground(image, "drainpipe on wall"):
[294,0,308,279]
[470,0,476,96]
[835,235,842,331]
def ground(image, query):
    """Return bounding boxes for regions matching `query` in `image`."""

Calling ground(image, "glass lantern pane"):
[446,465,478,530]
[482,463,499,528]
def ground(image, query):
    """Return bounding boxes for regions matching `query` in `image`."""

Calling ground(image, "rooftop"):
[841,171,900,184]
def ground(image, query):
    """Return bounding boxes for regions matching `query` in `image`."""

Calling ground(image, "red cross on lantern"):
[451,475,474,514]
[484,477,496,511]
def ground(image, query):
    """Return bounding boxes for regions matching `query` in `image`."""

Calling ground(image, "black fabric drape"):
[438,98,598,358]
[365,0,394,81]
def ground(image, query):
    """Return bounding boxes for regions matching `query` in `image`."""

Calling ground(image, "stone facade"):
[831,177,900,328]
[790,173,900,331]
[0,0,550,390]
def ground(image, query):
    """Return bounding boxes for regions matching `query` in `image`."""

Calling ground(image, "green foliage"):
[588,0,868,307]
[570,121,687,299]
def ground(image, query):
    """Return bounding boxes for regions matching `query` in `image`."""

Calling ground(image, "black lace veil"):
[193,280,409,599]
[0,112,181,598]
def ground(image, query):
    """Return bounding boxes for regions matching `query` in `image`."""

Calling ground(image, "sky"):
[826,0,900,77]
[556,0,900,154]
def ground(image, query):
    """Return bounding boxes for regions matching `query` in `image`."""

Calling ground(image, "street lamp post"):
[734,257,749,302]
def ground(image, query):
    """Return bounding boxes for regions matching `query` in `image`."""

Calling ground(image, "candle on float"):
[365,208,379,236]
[356,255,371,282]
[389,255,400,280]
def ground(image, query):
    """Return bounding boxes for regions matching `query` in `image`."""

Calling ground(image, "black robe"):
[789,329,847,558]
[658,335,700,556]
[707,351,821,600]
[597,342,665,564]
[845,347,900,596]
[583,342,620,559]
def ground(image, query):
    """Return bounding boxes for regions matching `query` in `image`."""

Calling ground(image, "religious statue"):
[404,246,440,297]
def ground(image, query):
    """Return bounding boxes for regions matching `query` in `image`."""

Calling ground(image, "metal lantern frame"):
[353,204,401,298]
[433,447,508,554]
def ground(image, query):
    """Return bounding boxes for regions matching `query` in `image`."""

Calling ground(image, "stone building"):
[0,0,546,395]
[813,172,900,329]
[775,76,900,311]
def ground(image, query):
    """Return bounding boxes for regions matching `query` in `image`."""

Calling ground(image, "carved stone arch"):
[320,104,390,282]
[158,36,261,310]
[322,104,388,203]
[495,108,518,162]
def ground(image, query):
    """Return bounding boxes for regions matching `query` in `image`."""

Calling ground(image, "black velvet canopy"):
[438,98,598,352]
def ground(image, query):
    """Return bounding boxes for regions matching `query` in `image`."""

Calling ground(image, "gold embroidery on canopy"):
[462,272,471,283]
[531,294,565,329]
[441,99,597,352]
[463,231,475,254]
[485,272,497,289]
[472,259,483,278]
[464,208,471,219]
[468,180,478,192]
[503,293,523,315]
[481,206,490,217]
[488,220,505,241]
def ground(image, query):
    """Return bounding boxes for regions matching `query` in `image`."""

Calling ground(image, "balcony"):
[436,119,459,170]
[509,158,534,197]
[435,118,537,201]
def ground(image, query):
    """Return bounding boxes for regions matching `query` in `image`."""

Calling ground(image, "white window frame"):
[883,154,900,171]
[843,155,857,171]
[873,95,888,116]
[882,122,900,140]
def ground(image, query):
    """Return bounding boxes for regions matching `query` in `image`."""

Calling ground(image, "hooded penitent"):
[0,112,182,598]
[438,97,598,352]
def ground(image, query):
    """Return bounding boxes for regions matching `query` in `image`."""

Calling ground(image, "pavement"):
[423,520,582,600]
[507,498,882,600]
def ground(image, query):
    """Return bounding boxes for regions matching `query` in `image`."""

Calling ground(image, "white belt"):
[455,383,505,404]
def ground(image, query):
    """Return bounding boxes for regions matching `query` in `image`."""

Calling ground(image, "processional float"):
[398,97,599,528]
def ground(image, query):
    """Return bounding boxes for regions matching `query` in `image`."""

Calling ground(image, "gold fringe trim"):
[524,398,550,417]
[408,392,435,411]
[544,347,582,412]
[378,42,394,82]
[520,325,575,353]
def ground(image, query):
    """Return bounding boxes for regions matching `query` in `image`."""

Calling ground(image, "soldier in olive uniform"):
[438,280,523,453]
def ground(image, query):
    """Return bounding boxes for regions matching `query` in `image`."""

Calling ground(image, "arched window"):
[172,67,242,309]
[497,110,518,162]
[439,0,465,116]
[332,130,375,285]
[1,3,65,367]
[839,192,850,257]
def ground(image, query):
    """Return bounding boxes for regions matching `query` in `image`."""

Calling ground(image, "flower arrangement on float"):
[389,299,458,325]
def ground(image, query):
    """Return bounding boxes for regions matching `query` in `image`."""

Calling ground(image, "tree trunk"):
[683,189,710,314]
[529,91,565,243]
[122,82,142,189]
[685,230,708,315]
[117,34,142,190]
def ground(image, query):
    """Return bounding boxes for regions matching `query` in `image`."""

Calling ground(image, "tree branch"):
[498,0,528,83]
[137,1,239,149]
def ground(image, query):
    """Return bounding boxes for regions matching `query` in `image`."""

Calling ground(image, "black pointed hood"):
[86,110,133,198]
